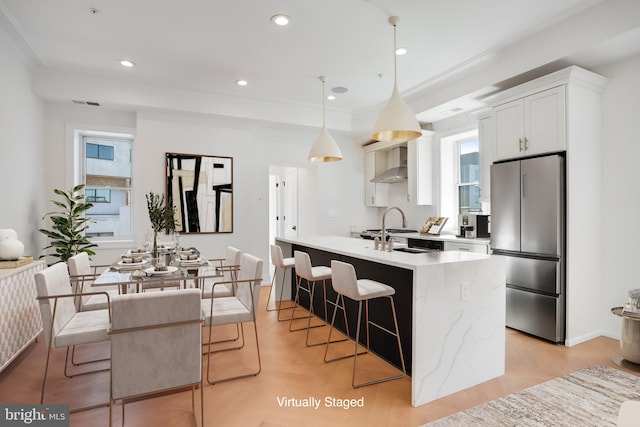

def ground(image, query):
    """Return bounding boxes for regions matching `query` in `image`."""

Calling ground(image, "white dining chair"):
[35,262,112,412]
[109,289,203,427]
[202,252,263,384]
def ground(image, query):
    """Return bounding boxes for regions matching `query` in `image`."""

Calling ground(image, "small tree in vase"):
[145,192,176,263]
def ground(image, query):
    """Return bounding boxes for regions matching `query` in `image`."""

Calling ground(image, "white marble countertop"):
[276,235,489,270]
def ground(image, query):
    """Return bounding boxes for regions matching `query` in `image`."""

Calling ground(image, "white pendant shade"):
[308,76,343,162]
[371,83,422,142]
[308,127,342,162]
[371,16,422,143]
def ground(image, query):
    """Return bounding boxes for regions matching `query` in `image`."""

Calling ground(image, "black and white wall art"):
[166,153,233,233]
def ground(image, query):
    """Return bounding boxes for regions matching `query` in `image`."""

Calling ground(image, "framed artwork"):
[166,152,233,233]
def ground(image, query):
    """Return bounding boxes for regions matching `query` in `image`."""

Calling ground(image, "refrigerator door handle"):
[522,173,527,198]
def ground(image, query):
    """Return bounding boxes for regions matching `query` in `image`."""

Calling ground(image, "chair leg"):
[324,294,367,363]
[306,280,348,347]
[266,267,296,315]
[70,344,109,368]
[289,277,324,332]
[275,268,296,321]
[265,266,278,312]
[352,296,406,388]
[206,316,261,384]
[203,323,246,355]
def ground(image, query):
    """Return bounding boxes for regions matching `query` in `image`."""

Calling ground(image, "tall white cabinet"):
[485,65,608,346]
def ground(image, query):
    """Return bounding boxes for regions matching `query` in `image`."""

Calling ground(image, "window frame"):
[456,137,481,214]
[73,127,135,245]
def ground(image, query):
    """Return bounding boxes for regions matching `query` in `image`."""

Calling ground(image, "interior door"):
[490,160,521,252]
[283,169,298,239]
[520,155,563,257]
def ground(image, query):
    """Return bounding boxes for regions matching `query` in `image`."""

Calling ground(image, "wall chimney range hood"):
[370,146,407,183]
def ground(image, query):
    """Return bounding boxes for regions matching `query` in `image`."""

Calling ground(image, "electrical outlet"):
[460,282,470,301]
[327,210,338,218]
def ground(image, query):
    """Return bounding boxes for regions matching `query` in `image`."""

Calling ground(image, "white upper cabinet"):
[407,132,433,205]
[494,86,566,161]
[478,113,495,203]
[364,150,389,207]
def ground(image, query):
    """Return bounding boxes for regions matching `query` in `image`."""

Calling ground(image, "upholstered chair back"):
[236,253,263,313]
[329,260,361,300]
[68,252,91,276]
[293,251,313,281]
[34,262,78,347]
[110,289,202,400]
[270,245,286,269]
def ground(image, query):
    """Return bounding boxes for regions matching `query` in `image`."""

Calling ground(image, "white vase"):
[0,237,24,260]
[0,228,18,241]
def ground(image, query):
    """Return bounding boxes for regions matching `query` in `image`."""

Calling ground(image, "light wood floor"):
[0,285,629,427]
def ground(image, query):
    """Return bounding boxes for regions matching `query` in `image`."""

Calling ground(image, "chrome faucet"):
[380,206,407,251]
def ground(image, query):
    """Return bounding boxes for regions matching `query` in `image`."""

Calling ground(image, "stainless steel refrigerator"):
[490,154,565,343]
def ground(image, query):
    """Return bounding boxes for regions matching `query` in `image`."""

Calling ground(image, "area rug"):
[424,365,640,426]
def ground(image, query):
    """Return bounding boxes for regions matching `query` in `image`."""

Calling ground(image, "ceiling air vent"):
[72,100,101,107]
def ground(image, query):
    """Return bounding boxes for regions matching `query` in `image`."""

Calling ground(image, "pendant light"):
[308,76,343,162]
[371,16,422,143]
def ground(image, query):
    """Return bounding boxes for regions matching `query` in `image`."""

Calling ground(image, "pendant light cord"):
[393,23,398,84]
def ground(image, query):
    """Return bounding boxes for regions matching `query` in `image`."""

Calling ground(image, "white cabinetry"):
[1,260,45,372]
[494,85,566,161]
[444,241,489,254]
[478,113,495,203]
[486,66,609,345]
[407,131,433,205]
[364,150,389,207]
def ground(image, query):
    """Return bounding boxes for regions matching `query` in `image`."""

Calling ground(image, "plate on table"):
[117,260,148,266]
[145,266,179,275]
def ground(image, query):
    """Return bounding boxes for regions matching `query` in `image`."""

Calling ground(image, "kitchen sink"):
[393,247,434,254]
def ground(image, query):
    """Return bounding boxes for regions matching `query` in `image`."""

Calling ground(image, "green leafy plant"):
[39,184,97,263]
[146,192,176,258]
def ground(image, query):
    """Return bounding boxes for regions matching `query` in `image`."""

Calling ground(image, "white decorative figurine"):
[0,228,25,260]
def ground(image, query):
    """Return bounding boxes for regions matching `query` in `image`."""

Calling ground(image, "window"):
[77,133,134,240]
[439,129,480,232]
[86,188,111,203]
[457,138,481,213]
[86,143,114,160]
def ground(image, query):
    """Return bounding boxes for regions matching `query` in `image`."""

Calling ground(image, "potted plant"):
[39,184,97,263]
[145,192,176,259]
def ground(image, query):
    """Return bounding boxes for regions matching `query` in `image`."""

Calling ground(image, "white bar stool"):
[266,244,296,321]
[324,260,406,388]
[289,251,348,347]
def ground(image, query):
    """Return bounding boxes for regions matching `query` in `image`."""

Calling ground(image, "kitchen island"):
[275,235,506,407]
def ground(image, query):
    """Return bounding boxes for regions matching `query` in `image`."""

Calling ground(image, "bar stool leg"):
[352,296,406,388]
[289,277,324,332]
[324,294,367,362]
[266,266,296,318]
[305,280,350,347]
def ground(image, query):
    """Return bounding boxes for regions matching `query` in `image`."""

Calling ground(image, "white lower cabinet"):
[444,241,489,254]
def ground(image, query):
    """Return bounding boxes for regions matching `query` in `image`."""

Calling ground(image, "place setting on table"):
[94,245,213,293]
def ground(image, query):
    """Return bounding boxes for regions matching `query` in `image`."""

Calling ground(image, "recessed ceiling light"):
[327,95,336,101]
[235,80,248,86]
[331,86,349,94]
[119,59,135,68]
[271,14,290,26]
[395,47,408,56]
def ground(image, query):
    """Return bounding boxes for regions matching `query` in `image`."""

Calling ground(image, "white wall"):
[40,105,373,277]
[0,32,44,256]
[595,53,640,338]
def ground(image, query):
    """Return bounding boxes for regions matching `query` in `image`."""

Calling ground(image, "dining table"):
[93,247,220,294]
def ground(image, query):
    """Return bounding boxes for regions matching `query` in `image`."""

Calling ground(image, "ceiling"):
[1,0,640,128]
